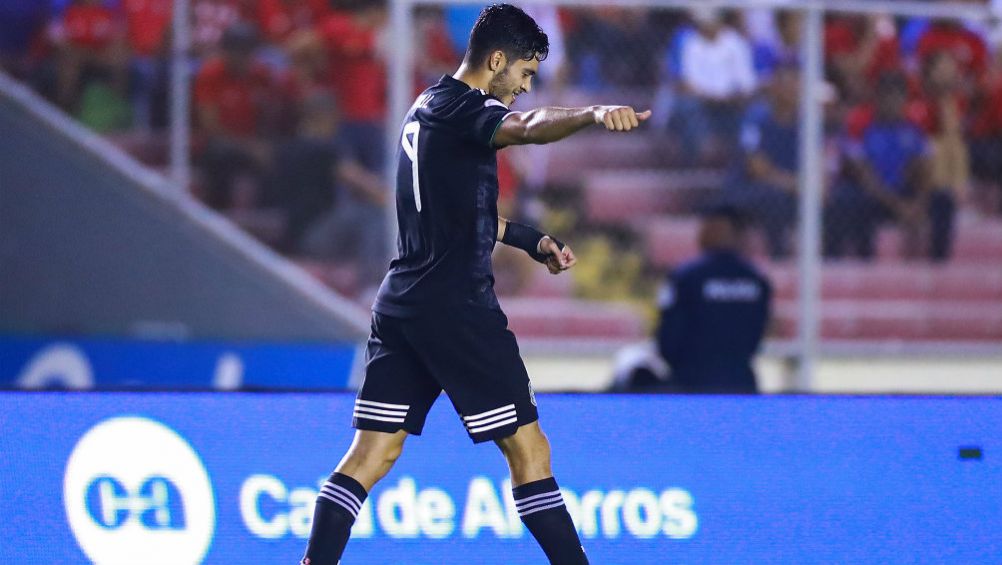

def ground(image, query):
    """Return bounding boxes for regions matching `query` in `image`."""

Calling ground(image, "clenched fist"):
[592,106,652,132]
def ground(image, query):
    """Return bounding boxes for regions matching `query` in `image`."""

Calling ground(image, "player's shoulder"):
[417,75,502,116]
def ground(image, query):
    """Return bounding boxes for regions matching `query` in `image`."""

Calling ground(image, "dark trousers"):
[824,188,955,261]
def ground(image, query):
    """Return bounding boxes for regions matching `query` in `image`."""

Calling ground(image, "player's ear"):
[488,50,506,73]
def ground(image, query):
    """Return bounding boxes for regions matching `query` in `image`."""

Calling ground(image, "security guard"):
[656,205,772,393]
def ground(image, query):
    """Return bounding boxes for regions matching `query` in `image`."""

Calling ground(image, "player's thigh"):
[355,313,441,436]
[406,306,538,444]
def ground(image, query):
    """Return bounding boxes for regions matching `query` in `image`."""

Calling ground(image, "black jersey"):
[373,75,513,317]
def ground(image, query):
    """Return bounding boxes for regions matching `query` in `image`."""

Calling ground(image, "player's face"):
[489,55,539,107]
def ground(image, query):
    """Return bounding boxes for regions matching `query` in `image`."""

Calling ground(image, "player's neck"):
[453,63,492,93]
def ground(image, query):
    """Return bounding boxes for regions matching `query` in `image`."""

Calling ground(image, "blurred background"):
[3,2,1002,563]
[2,0,1001,393]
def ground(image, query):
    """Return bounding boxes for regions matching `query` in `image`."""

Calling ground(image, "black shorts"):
[353,306,539,443]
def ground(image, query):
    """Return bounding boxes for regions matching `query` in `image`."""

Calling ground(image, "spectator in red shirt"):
[194,23,274,209]
[414,7,459,92]
[319,0,388,174]
[917,20,988,82]
[123,0,172,129]
[259,0,330,44]
[275,30,331,134]
[969,52,1002,215]
[54,0,127,112]
[191,0,254,59]
[825,14,900,104]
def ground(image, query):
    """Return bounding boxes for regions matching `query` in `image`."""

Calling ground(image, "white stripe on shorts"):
[467,416,518,434]
[462,404,516,423]
[353,405,407,417]
[463,410,516,429]
[355,399,409,410]
[353,411,405,423]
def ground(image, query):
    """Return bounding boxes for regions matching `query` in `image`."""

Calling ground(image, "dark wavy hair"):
[465,4,549,66]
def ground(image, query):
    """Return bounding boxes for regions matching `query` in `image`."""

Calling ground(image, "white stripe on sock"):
[320,486,361,514]
[517,494,564,514]
[356,399,409,410]
[463,404,516,422]
[519,500,566,517]
[323,482,363,510]
[317,491,358,518]
[515,490,563,508]
[467,416,518,434]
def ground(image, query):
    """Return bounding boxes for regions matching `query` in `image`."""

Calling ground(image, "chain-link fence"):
[3,0,1000,388]
[387,1,1002,371]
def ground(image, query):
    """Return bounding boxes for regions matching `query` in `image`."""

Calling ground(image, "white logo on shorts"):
[528,381,537,407]
[64,416,216,565]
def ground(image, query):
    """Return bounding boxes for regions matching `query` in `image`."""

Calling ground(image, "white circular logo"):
[64,417,215,565]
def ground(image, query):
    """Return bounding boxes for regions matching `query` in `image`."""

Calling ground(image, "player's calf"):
[497,423,589,564]
[302,430,407,564]
[301,471,367,565]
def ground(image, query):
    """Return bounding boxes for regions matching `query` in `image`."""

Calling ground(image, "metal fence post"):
[795,3,824,391]
[386,0,416,262]
[170,0,191,192]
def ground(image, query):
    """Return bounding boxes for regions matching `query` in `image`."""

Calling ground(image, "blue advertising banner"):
[0,336,357,390]
[1,392,999,564]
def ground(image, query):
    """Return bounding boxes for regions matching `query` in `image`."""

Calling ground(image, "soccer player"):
[302,4,649,564]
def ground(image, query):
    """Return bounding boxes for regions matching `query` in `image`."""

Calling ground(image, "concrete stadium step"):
[766,262,1002,302]
[226,208,286,247]
[293,259,360,297]
[773,300,1002,341]
[498,297,646,339]
[542,134,665,185]
[583,168,725,223]
[638,217,701,268]
[643,216,1002,269]
[877,219,1002,261]
[105,130,169,167]
[520,267,575,298]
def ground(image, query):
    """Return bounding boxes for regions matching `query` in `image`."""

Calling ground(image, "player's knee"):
[339,431,407,484]
[356,440,403,472]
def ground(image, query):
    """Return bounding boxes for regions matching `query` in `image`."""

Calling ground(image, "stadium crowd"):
[3,1,1001,278]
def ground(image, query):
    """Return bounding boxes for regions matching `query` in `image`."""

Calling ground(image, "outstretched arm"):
[493,106,651,146]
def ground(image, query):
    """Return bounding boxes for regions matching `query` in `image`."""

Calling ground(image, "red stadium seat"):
[500,298,646,339]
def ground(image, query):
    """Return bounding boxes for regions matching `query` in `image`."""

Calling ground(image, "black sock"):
[302,472,367,565]
[513,477,589,565]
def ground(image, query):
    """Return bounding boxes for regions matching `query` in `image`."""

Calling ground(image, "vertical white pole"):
[170,0,191,192]
[385,0,416,261]
[796,4,824,392]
